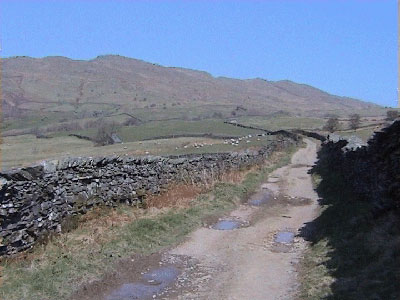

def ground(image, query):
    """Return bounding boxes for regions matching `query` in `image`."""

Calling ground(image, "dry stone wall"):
[0,138,296,255]
[316,120,400,214]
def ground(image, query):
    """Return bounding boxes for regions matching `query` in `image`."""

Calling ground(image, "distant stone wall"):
[291,129,327,142]
[0,138,296,255]
[223,121,300,141]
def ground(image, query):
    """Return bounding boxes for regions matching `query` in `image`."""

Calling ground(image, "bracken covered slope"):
[3,55,381,119]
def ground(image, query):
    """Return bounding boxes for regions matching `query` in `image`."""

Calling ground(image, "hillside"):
[3,55,382,125]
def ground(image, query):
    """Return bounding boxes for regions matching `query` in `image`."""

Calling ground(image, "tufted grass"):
[0,145,298,300]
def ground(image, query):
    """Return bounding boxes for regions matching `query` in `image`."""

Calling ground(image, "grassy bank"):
[298,168,400,299]
[0,145,297,300]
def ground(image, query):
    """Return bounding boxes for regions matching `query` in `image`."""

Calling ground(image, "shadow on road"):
[299,145,399,300]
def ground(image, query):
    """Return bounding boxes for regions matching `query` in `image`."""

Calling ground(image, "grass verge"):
[0,145,298,300]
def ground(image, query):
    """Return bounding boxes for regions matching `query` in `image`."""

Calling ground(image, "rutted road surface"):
[83,139,319,300]
[169,139,319,299]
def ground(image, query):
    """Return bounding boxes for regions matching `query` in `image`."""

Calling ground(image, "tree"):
[31,126,42,138]
[323,117,339,133]
[349,113,361,130]
[123,117,139,126]
[386,110,399,121]
[212,112,223,119]
[94,119,120,146]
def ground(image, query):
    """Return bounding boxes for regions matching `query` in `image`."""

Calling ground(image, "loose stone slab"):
[267,177,280,183]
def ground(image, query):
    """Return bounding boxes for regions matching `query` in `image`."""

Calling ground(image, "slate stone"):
[0,134,299,255]
[169,158,187,165]
[42,160,58,173]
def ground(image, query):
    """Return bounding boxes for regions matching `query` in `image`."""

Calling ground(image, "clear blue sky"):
[1,0,397,107]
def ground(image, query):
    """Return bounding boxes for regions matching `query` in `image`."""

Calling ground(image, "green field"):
[1,131,276,170]
[237,116,325,131]
[2,117,276,170]
[1,112,383,170]
[64,119,263,141]
[2,104,242,134]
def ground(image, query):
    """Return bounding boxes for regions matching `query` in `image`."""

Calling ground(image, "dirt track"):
[78,139,319,300]
[167,139,319,299]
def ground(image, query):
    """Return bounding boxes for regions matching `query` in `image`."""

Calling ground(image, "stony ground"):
[74,139,319,300]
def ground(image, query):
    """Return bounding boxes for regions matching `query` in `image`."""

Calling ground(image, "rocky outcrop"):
[0,138,296,255]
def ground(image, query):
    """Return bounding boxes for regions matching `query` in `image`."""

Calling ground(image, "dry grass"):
[147,184,204,209]
[1,206,139,266]
[219,167,257,183]
[146,167,257,209]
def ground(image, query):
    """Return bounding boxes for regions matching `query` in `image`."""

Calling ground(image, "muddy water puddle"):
[212,220,242,230]
[106,266,180,300]
[275,231,295,244]
[248,190,274,206]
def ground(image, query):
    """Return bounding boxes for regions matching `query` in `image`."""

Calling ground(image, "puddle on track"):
[248,190,274,206]
[106,266,180,300]
[275,231,295,244]
[212,220,242,230]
